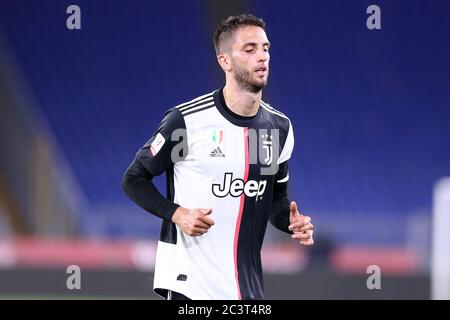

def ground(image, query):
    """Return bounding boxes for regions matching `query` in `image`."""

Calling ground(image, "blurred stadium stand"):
[1,0,449,299]
[0,34,80,237]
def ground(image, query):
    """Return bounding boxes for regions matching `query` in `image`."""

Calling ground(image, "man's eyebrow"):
[241,41,271,47]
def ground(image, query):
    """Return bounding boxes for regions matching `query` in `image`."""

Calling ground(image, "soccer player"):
[122,14,314,300]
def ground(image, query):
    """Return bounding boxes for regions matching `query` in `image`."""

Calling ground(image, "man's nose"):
[257,49,269,62]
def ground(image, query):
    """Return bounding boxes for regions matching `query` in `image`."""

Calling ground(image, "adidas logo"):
[210,146,225,158]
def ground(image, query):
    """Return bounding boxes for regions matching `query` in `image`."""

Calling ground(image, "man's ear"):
[217,54,232,72]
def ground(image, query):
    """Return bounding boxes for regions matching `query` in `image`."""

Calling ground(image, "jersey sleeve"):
[270,119,294,233]
[135,107,187,176]
[277,120,294,164]
[122,158,180,221]
[269,161,292,233]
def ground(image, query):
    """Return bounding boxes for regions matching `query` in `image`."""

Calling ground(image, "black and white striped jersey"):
[134,88,294,300]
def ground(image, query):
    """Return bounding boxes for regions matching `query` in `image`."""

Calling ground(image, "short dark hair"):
[213,14,266,55]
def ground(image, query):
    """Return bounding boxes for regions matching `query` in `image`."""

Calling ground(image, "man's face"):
[229,26,270,93]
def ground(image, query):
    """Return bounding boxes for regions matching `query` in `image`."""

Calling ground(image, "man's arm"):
[269,120,314,244]
[269,161,314,244]
[269,118,294,233]
[122,107,185,220]
[122,107,214,236]
[122,158,179,221]
[269,161,292,233]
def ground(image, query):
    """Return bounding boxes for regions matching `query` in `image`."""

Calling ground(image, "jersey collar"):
[213,87,262,127]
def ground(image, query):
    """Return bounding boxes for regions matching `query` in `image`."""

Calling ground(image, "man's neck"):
[222,82,261,117]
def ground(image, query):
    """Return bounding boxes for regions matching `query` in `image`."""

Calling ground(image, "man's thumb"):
[290,201,298,217]
[201,208,213,215]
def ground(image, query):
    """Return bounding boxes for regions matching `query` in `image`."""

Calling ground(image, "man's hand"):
[172,207,215,236]
[288,201,314,246]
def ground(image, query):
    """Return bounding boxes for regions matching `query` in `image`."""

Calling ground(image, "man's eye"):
[245,48,254,53]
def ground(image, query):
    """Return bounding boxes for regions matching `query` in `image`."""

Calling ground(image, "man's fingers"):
[290,201,298,217]
[287,204,315,246]
[188,227,209,236]
[290,201,297,212]
[200,208,213,215]
[288,217,311,231]
[198,214,215,226]
[297,223,313,232]
[300,239,315,246]
[193,220,212,229]
[198,208,215,226]
[177,208,215,236]
[193,227,209,234]
[291,232,311,240]
[299,230,314,245]
[288,218,311,231]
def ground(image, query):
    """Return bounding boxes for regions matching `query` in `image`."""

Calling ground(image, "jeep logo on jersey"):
[212,173,267,200]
